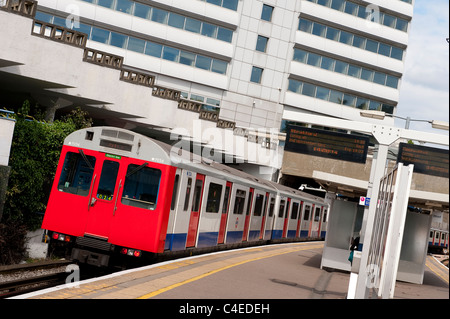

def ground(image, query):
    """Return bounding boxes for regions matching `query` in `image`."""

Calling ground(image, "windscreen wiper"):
[79,149,94,170]
[126,162,149,177]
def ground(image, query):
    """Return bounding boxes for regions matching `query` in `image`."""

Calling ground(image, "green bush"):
[0,104,92,264]
[0,221,27,265]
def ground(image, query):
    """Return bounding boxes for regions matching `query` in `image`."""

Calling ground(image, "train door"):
[218,182,232,244]
[263,195,276,239]
[429,230,434,246]
[287,200,300,238]
[186,174,205,247]
[300,204,312,237]
[242,188,254,241]
[295,201,304,237]
[169,170,196,251]
[259,192,270,240]
[196,176,227,248]
[316,206,324,237]
[165,169,182,250]
[225,185,249,244]
[310,205,322,237]
[84,153,123,239]
[282,198,291,238]
[320,207,328,238]
[272,197,286,239]
[248,189,265,241]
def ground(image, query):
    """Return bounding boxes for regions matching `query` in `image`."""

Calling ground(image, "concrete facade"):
[0,0,416,179]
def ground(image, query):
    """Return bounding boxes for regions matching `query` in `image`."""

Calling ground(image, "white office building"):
[0,0,414,179]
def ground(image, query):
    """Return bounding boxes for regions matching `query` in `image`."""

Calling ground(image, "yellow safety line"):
[137,243,324,299]
[425,257,449,284]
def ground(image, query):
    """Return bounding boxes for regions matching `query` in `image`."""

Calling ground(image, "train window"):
[442,233,446,240]
[322,209,327,222]
[262,195,268,217]
[285,201,290,218]
[191,179,203,212]
[435,232,440,239]
[253,194,264,216]
[268,198,275,217]
[170,174,180,210]
[183,178,192,211]
[304,205,311,220]
[206,183,223,213]
[245,191,254,216]
[58,151,96,196]
[291,202,299,219]
[121,164,161,210]
[278,200,285,218]
[222,185,231,214]
[233,190,246,215]
[314,207,321,222]
[430,231,433,238]
[96,160,119,201]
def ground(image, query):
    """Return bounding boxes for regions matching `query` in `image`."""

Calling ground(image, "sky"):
[396,0,449,143]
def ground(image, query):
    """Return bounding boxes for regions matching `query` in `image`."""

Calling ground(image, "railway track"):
[0,260,73,298]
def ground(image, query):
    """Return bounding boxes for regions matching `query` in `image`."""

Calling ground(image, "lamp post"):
[360,110,449,131]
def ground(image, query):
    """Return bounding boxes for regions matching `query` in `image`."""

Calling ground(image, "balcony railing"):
[0,0,37,18]
[32,20,87,48]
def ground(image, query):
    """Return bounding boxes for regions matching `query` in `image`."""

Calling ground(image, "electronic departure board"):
[397,143,449,178]
[285,125,370,163]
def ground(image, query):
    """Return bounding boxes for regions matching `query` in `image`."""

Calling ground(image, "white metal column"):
[377,163,414,298]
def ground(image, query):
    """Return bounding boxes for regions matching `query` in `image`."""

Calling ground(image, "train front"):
[41,127,176,267]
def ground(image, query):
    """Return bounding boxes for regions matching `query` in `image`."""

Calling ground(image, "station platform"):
[14,241,448,301]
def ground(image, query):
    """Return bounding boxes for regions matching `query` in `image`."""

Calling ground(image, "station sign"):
[284,125,370,164]
[397,143,449,178]
[359,196,370,206]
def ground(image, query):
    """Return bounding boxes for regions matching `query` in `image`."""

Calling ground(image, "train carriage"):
[43,127,328,267]
[428,229,449,254]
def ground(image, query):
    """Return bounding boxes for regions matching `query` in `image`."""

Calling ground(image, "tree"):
[0,103,92,264]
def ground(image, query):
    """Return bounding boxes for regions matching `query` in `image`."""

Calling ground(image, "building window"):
[36,11,229,75]
[98,0,114,9]
[256,35,269,52]
[127,37,145,53]
[298,18,405,60]
[115,0,133,14]
[261,4,274,22]
[287,79,396,114]
[250,66,264,83]
[77,1,234,43]
[308,0,409,32]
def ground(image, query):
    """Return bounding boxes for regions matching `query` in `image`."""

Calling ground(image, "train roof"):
[64,127,325,205]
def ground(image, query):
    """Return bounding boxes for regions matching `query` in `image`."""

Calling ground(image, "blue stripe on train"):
[225,231,244,244]
[197,232,219,248]
[165,233,187,251]
[166,228,324,251]
[272,230,283,239]
[287,230,297,238]
[248,230,260,241]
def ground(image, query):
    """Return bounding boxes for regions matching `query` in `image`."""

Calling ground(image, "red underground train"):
[42,127,328,267]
